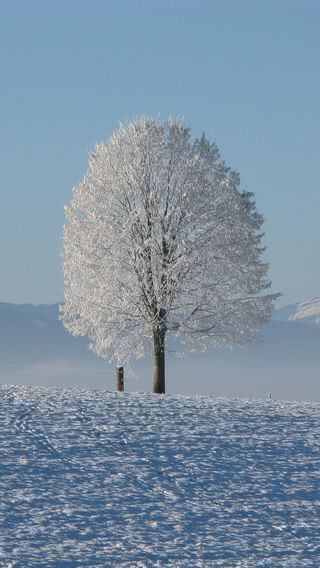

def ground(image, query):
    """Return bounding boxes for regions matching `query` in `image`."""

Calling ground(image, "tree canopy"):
[61,118,278,392]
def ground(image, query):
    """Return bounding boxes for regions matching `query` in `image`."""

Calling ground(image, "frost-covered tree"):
[61,118,278,394]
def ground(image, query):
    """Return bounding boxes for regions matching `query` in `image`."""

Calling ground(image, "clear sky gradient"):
[1,0,319,305]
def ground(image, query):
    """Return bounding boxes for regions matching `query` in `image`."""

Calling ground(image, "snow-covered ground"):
[1,386,320,567]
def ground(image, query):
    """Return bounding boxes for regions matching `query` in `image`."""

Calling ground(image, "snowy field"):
[1,385,320,567]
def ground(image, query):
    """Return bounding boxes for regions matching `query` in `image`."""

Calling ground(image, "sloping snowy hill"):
[1,385,320,567]
[1,301,320,400]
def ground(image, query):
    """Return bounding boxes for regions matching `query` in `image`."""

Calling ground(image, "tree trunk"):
[152,308,167,394]
[116,366,124,392]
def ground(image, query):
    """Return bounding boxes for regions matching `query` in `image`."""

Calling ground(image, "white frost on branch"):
[61,118,278,363]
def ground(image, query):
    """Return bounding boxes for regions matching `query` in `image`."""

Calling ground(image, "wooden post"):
[116,366,124,392]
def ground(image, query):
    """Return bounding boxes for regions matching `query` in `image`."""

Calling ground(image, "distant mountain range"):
[0,299,319,400]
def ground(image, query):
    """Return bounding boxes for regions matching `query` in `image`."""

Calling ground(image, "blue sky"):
[1,0,319,305]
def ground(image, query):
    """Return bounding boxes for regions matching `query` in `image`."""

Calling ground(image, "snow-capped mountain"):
[274,298,320,326]
[289,298,320,325]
